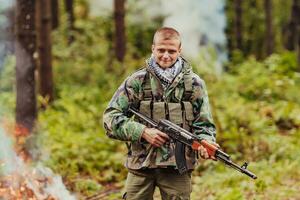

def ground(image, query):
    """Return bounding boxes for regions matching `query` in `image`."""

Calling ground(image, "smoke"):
[162,0,227,58]
[0,0,14,9]
[27,164,77,200]
[0,127,77,199]
[89,0,113,17]
[88,0,227,73]
[0,127,22,174]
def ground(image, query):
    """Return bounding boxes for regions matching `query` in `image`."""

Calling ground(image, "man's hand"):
[198,142,220,160]
[141,127,169,147]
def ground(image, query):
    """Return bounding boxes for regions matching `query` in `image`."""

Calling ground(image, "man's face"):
[152,36,181,69]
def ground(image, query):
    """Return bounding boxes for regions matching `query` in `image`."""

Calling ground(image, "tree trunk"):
[285,0,300,72]
[51,0,59,29]
[297,9,300,71]
[65,0,75,44]
[114,0,126,62]
[15,0,37,132]
[244,0,257,56]
[234,0,243,51]
[36,0,54,105]
[285,0,299,51]
[295,0,300,71]
[264,0,274,56]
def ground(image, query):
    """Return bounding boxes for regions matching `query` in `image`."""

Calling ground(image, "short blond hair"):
[153,27,181,46]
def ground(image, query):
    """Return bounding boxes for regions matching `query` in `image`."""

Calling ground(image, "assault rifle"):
[128,107,257,179]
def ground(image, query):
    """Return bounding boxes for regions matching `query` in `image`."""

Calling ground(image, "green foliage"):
[0,91,15,119]
[225,0,294,60]
[0,55,15,92]
[190,51,300,200]
[38,86,128,190]
[0,56,16,118]
[223,52,299,103]
[74,178,102,196]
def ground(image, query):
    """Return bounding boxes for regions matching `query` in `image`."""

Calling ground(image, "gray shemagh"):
[147,56,183,89]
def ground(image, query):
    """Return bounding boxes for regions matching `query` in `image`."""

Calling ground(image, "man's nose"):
[162,52,169,58]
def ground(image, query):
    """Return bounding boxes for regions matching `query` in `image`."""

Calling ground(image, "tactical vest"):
[125,66,199,171]
[138,69,195,131]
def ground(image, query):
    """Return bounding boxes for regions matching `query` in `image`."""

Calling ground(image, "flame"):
[0,120,76,200]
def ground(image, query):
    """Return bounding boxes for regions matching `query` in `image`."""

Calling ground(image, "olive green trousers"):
[123,168,192,200]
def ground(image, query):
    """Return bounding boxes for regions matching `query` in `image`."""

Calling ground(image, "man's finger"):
[210,155,217,161]
[155,135,167,144]
[153,140,162,147]
[198,146,210,159]
[157,131,170,140]
[198,145,205,152]
[203,151,209,159]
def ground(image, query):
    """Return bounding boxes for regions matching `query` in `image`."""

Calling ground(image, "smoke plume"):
[89,0,227,73]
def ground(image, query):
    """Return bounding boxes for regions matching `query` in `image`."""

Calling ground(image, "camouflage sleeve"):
[191,75,216,143]
[103,73,146,142]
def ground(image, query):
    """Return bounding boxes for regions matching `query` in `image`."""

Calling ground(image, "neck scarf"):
[147,56,183,89]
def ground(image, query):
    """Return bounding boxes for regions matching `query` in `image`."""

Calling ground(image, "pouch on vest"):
[139,100,151,118]
[168,103,183,125]
[182,101,194,126]
[139,100,152,127]
[152,102,166,122]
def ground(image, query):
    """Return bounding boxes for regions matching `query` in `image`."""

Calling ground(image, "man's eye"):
[168,50,176,54]
[158,49,164,53]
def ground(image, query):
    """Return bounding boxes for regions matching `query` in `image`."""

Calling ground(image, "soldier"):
[103,27,217,200]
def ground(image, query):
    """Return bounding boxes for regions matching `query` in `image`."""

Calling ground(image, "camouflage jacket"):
[103,57,216,170]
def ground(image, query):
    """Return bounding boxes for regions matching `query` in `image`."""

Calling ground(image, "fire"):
[0,176,53,200]
[0,120,76,200]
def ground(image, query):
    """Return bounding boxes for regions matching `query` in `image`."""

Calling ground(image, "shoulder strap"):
[142,70,153,101]
[183,70,193,101]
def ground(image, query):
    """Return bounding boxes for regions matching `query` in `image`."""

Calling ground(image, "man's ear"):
[151,44,155,53]
[178,47,182,54]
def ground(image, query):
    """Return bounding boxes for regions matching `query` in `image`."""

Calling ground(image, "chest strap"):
[142,71,152,101]
[143,70,194,102]
[183,70,193,101]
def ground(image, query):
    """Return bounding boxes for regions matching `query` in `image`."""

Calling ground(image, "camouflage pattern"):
[103,57,216,170]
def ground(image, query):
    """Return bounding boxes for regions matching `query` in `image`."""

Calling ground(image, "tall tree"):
[285,0,299,51]
[51,0,59,29]
[264,0,274,56]
[292,0,300,70]
[114,0,126,62]
[243,0,259,57]
[297,28,300,72]
[234,0,243,51]
[15,0,37,132]
[36,0,54,105]
[65,0,75,43]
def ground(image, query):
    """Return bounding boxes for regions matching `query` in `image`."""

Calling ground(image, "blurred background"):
[0,0,299,199]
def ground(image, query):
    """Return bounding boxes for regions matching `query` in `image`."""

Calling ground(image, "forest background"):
[0,0,300,199]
